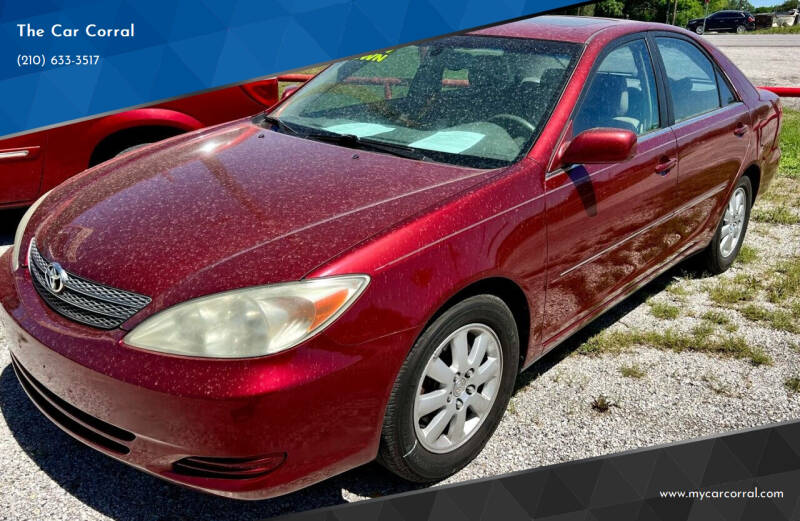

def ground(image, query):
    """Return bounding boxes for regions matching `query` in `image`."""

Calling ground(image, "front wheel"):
[699,176,752,274]
[378,295,519,483]
[695,25,705,34]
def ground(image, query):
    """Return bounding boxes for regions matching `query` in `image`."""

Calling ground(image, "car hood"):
[33,118,497,323]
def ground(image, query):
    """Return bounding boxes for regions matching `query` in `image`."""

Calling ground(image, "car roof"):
[470,15,661,44]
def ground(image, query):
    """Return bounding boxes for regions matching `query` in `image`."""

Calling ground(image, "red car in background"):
[0,16,782,500]
[0,76,310,208]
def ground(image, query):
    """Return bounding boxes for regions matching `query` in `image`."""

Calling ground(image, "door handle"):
[0,146,40,162]
[655,157,677,176]
[734,123,748,137]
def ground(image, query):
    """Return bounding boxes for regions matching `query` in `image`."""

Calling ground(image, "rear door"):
[542,36,680,344]
[651,34,751,244]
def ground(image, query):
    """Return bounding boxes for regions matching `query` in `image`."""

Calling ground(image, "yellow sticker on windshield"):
[358,49,394,62]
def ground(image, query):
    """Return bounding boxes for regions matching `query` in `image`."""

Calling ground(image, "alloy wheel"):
[413,323,503,454]
[720,186,747,258]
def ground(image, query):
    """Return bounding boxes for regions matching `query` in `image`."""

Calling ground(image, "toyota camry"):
[0,16,782,499]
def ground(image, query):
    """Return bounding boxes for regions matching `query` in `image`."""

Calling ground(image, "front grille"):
[11,354,135,455]
[28,238,150,329]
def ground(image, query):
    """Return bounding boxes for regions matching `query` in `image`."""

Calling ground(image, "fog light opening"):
[172,453,286,479]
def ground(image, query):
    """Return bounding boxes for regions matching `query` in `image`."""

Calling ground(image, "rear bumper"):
[0,250,416,499]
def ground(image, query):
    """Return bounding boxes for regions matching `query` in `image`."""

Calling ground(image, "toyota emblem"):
[44,262,68,293]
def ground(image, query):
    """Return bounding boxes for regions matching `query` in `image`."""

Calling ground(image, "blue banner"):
[0,0,578,138]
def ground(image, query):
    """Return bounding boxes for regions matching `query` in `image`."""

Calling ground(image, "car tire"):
[115,142,152,157]
[736,25,746,34]
[378,294,519,483]
[695,25,705,34]
[699,175,752,274]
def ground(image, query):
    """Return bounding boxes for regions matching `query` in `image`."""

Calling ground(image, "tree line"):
[559,0,798,27]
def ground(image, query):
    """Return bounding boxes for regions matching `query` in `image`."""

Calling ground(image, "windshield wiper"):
[263,114,300,136]
[304,131,431,162]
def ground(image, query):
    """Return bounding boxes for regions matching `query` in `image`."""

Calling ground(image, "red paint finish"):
[1,16,782,499]
[560,128,638,164]
[0,77,311,209]
[759,86,800,97]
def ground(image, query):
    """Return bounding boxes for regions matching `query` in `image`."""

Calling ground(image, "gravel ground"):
[705,33,800,110]
[1,38,800,521]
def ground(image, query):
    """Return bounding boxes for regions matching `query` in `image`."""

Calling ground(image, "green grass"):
[708,274,761,305]
[779,109,800,178]
[666,284,689,298]
[591,395,615,413]
[785,377,800,393]
[691,323,715,342]
[578,327,770,366]
[701,310,732,326]
[648,301,681,320]
[752,205,800,225]
[767,257,800,303]
[619,364,646,379]
[579,330,637,355]
[761,177,800,206]
[740,304,799,333]
[736,245,759,265]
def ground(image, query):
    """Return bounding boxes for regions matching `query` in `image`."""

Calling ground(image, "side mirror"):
[561,128,637,166]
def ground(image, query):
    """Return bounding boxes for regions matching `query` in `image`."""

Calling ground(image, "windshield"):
[272,36,581,168]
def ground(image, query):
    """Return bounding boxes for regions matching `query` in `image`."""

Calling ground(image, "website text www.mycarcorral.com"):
[659,487,785,501]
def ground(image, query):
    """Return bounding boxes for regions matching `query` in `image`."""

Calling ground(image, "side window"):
[655,37,722,122]
[573,39,660,136]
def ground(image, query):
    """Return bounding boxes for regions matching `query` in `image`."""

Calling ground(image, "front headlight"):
[11,190,52,272]
[123,275,369,358]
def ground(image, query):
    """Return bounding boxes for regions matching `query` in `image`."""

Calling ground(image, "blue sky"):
[750,0,796,6]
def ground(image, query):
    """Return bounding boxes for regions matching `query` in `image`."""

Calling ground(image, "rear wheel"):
[695,25,705,34]
[736,25,747,34]
[378,295,519,482]
[699,176,752,274]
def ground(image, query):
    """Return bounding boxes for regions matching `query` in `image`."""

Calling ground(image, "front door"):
[542,37,680,346]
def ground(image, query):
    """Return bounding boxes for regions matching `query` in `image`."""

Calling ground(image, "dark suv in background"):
[687,10,756,34]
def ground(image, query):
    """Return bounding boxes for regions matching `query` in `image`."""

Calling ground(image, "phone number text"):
[17,54,101,68]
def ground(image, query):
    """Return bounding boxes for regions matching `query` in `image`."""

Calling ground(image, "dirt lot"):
[0,41,799,521]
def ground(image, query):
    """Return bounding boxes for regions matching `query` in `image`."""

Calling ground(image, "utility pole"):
[666,0,671,23]
[672,0,679,25]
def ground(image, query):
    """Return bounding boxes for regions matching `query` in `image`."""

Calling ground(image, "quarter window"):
[573,39,660,136]
[656,37,725,122]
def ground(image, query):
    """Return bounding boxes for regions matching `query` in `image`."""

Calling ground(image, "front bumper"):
[0,250,416,499]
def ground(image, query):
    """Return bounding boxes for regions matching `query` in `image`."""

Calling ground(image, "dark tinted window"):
[574,40,660,136]
[656,37,721,122]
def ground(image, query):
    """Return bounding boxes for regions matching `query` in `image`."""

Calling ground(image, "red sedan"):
[0,77,304,209]
[0,16,782,499]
